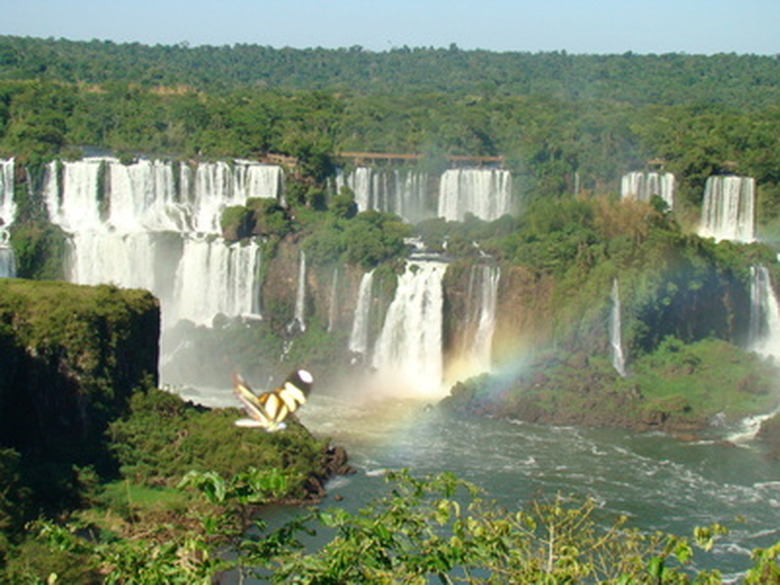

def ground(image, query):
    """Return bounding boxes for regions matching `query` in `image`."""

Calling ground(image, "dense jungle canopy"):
[1,35,780,222]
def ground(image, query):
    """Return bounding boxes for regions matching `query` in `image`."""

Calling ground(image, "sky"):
[1,0,778,55]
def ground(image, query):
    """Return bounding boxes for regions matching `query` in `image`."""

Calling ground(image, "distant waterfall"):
[610,279,627,377]
[327,267,339,333]
[1,158,16,229]
[348,269,375,357]
[437,168,512,222]
[0,158,16,278]
[335,167,433,224]
[290,250,307,333]
[372,260,445,398]
[43,157,281,329]
[698,176,755,243]
[749,265,780,358]
[621,171,675,209]
[464,264,500,376]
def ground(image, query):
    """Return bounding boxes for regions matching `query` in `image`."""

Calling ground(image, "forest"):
[1,35,780,229]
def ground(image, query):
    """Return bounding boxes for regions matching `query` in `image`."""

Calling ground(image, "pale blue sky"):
[1,0,777,55]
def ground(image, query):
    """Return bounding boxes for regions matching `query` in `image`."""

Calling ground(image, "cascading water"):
[327,267,339,333]
[289,250,307,333]
[437,168,512,222]
[610,278,627,377]
[371,259,445,398]
[348,269,375,358]
[171,238,262,326]
[698,175,755,243]
[43,157,280,332]
[748,265,780,359]
[335,167,433,224]
[620,171,675,209]
[461,264,500,377]
[0,158,16,278]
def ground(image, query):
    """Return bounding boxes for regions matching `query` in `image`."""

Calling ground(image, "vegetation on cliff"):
[0,280,345,581]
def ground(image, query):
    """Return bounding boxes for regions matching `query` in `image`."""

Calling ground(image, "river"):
[182,386,780,582]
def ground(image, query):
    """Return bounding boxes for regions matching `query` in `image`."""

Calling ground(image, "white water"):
[0,158,16,278]
[621,171,675,209]
[288,397,780,582]
[171,237,262,326]
[698,176,755,243]
[290,250,307,333]
[348,269,375,357]
[437,168,512,222]
[748,265,780,359]
[43,157,281,331]
[462,264,500,377]
[0,158,16,230]
[610,278,627,377]
[327,267,339,333]
[335,167,432,224]
[371,259,446,398]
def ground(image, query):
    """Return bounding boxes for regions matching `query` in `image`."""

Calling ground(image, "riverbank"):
[439,340,780,455]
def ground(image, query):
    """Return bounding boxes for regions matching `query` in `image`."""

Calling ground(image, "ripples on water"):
[183,387,780,580]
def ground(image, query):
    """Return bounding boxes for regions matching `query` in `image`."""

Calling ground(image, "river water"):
[182,386,780,582]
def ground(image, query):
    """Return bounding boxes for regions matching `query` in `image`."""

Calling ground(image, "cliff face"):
[0,280,160,463]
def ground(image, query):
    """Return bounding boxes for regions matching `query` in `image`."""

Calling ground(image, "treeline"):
[2,35,780,224]
[1,35,780,108]
[2,79,780,220]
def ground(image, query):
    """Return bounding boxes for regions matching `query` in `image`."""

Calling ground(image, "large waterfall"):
[371,259,446,398]
[698,176,755,243]
[438,168,512,222]
[749,265,780,359]
[621,171,675,209]
[0,158,16,278]
[335,167,433,224]
[43,157,282,329]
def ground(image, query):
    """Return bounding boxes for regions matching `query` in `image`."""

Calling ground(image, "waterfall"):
[43,157,280,331]
[749,265,780,358]
[371,259,445,398]
[0,158,16,278]
[348,269,375,357]
[327,266,339,333]
[335,167,432,223]
[290,249,307,333]
[171,237,262,326]
[437,168,512,222]
[472,265,500,373]
[610,279,627,377]
[1,158,16,229]
[463,264,500,376]
[621,171,675,209]
[698,176,755,243]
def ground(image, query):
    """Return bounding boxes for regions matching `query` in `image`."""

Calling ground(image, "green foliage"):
[220,204,254,241]
[24,470,778,584]
[247,197,293,239]
[302,208,411,270]
[107,386,326,498]
[330,185,358,219]
[8,221,68,280]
